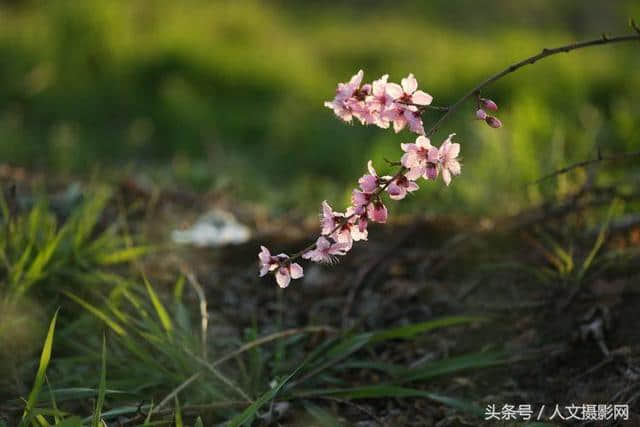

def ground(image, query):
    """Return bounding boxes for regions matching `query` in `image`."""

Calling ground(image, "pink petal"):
[411,90,433,105]
[425,163,438,180]
[448,160,461,176]
[400,142,414,153]
[372,74,388,96]
[401,74,418,94]
[441,168,452,186]
[480,98,498,111]
[290,263,304,279]
[387,182,406,200]
[475,109,487,120]
[392,117,407,133]
[367,160,377,176]
[275,268,291,288]
[350,70,364,87]
[351,224,368,241]
[359,174,378,193]
[259,246,271,263]
[385,83,404,99]
[259,265,269,277]
[415,136,431,149]
[405,166,424,181]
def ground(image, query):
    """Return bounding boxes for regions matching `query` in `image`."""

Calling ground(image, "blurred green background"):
[0,0,638,215]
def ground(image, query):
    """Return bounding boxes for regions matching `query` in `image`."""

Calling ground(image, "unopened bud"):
[485,116,502,128]
[480,98,498,111]
[475,109,487,120]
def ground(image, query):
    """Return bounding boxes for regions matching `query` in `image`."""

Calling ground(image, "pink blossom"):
[386,174,420,200]
[320,200,342,235]
[475,109,487,120]
[386,73,433,106]
[485,116,502,128]
[405,109,425,135]
[438,134,461,186]
[365,75,393,128]
[367,200,388,223]
[258,245,279,277]
[381,104,413,133]
[324,70,364,122]
[480,97,498,111]
[400,135,440,181]
[358,160,381,193]
[303,236,349,263]
[351,188,372,214]
[345,207,369,241]
[275,262,304,288]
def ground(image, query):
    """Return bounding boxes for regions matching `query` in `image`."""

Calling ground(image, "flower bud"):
[485,116,502,128]
[475,109,487,120]
[480,98,498,111]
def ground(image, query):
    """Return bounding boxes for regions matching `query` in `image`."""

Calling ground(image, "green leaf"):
[229,363,306,427]
[21,309,59,425]
[193,417,204,427]
[92,335,107,427]
[55,418,83,427]
[397,351,506,382]
[63,291,127,336]
[95,246,152,265]
[144,276,173,337]
[578,199,619,281]
[175,397,183,427]
[371,315,486,343]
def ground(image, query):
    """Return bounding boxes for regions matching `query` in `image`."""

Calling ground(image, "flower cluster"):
[324,70,433,135]
[259,70,466,288]
[475,97,502,128]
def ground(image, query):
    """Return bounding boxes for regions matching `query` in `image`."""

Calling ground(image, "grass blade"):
[21,309,59,425]
[397,351,507,383]
[175,397,183,427]
[229,363,305,427]
[371,315,486,343]
[144,276,173,337]
[63,291,127,336]
[92,335,107,427]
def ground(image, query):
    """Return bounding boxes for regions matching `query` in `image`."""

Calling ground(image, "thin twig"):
[529,150,640,186]
[425,33,640,138]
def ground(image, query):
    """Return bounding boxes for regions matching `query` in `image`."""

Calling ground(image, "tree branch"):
[425,33,640,137]
[284,30,640,264]
[530,150,640,186]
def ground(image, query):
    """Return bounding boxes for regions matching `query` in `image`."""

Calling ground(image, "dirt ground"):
[169,192,640,426]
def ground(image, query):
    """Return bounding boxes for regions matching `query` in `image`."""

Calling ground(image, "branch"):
[425,33,640,137]
[280,30,640,266]
[530,150,640,186]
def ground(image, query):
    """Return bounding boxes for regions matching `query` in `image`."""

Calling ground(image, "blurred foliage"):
[0,0,638,215]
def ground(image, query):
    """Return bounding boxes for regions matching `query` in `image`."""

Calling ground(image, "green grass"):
[1,197,508,424]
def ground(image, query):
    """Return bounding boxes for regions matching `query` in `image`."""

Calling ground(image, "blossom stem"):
[288,167,407,261]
